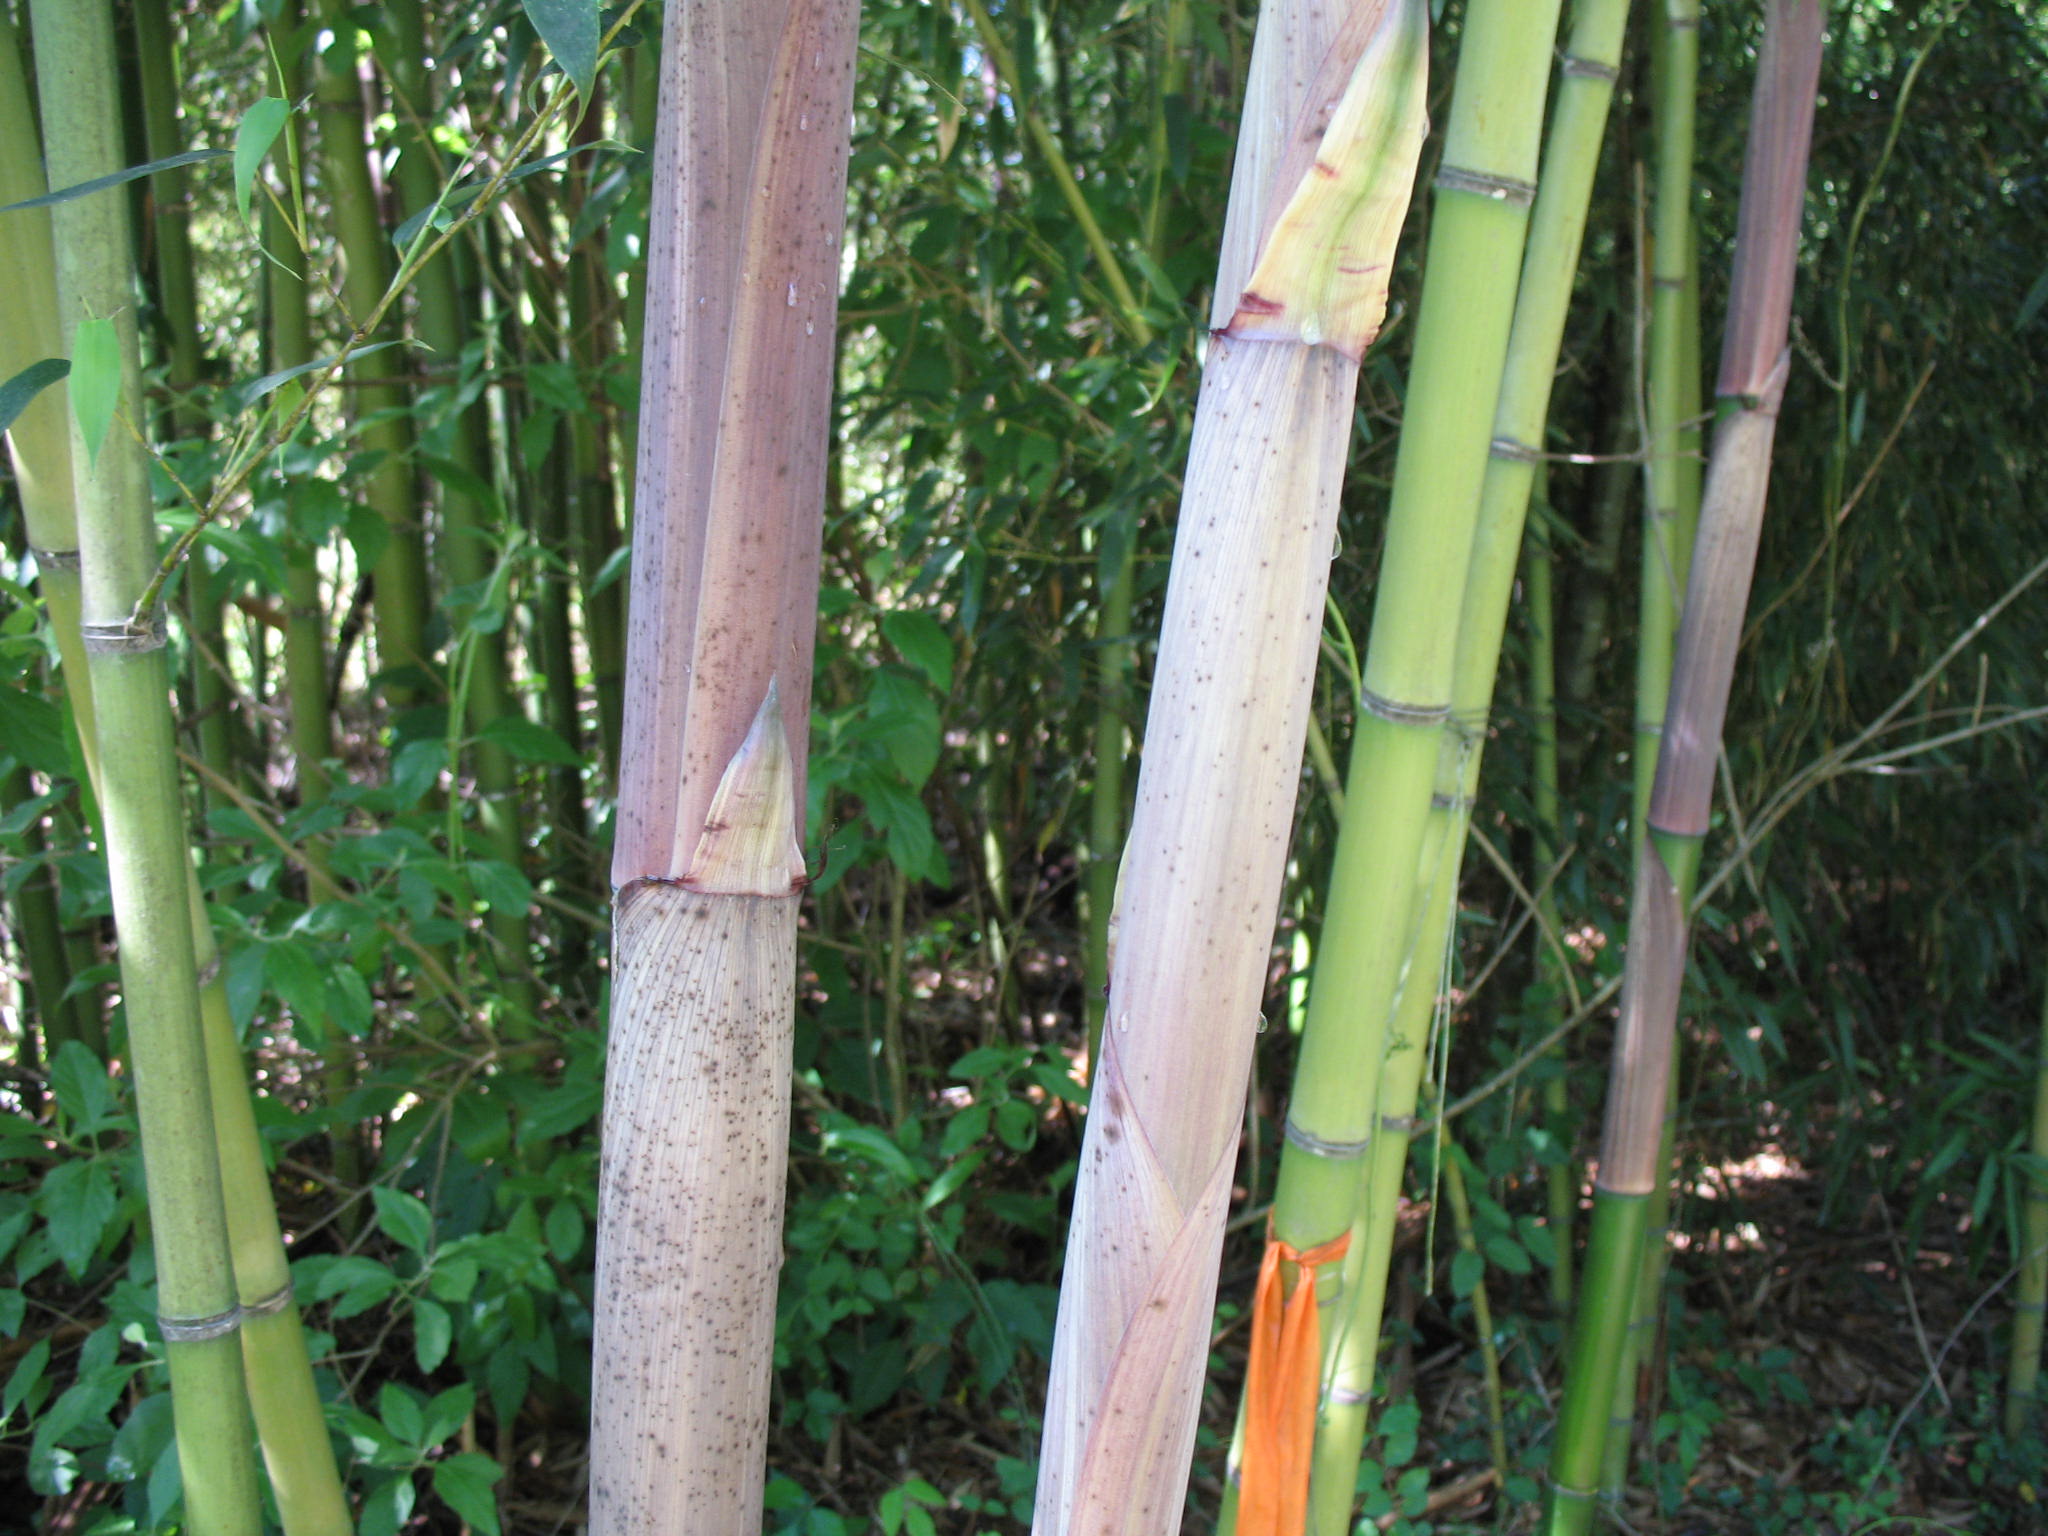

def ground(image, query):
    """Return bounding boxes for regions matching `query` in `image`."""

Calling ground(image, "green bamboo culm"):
[315,3,432,703]
[375,0,538,1015]
[1260,0,1566,1302]
[133,0,242,819]
[1297,11,1633,1524]
[1603,0,1704,1495]
[27,4,263,1532]
[2006,973,2048,1437]
[1633,0,1704,847]
[959,0,1159,1067]
[0,18,94,1061]
[1221,3,1633,1528]
[0,763,85,1061]
[1545,5,1827,1527]
[1525,483,1575,1311]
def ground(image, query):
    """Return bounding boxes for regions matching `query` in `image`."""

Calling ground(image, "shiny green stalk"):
[376,0,536,1012]
[30,4,261,1530]
[1267,0,1566,1289]
[1546,7,1826,1527]
[1604,2,1704,1495]
[316,5,431,702]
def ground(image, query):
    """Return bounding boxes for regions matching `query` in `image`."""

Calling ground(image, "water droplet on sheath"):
[787,283,798,306]
[1256,1013,1269,1034]
[1116,1012,1130,1034]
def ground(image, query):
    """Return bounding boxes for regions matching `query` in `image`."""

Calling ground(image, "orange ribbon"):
[1238,1223,1351,1536]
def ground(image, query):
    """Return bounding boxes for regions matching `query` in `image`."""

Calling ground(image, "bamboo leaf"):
[520,0,598,103]
[233,96,291,229]
[226,339,401,414]
[2016,262,2048,332]
[390,143,624,250]
[0,358,68,437]
[66,317,119,470]
[0,146,228,216]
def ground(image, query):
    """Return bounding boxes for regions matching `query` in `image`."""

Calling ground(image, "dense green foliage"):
[2,0,2045,1531]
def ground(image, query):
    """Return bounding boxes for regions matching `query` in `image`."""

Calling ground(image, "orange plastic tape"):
[1237,1223,1352,1536]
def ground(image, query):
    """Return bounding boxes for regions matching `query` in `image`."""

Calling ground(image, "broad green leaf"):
[48,1042,116,1137]
[543,1200,584,1262]
[266,941,328,1039]
[478,715,583,767]
[377,1382,426,1449]
[412,1299,452,1373]
[3,1337,48,1425]
[521,0,599,102]
[371,1186,435,1256]
[433,1452,504,1536]
[234,97,291,228]
[864,671,942,788]
[0,685,70,778]
[1480,1232,1531,1276]
[821,1122,918,1185]
[518,1079,600,1144]
[0,358,68,437]
[67,317,120,471]
[1449,1247,1484,1299]
[881,611,954,692]
[105,1391,174,1481]
[38,1159,115,1276]
[468,858,533,916]
[359,1472,417,1536]
[0,146,228,216]
[421,1384,473,1447]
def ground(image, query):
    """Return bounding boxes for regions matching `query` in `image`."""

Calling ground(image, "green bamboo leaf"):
[227,339,402,414]
[0,146,228,216]
[520,0,598,103]
[234,96,292,229]
[0,358,68,437]
[67,316,119,470]
[390,142,622,250]
[2016,263,2048,332]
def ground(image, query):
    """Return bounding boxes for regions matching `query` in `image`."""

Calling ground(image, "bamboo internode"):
[1034,5,1428,1529]
[592,4,856,1532]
